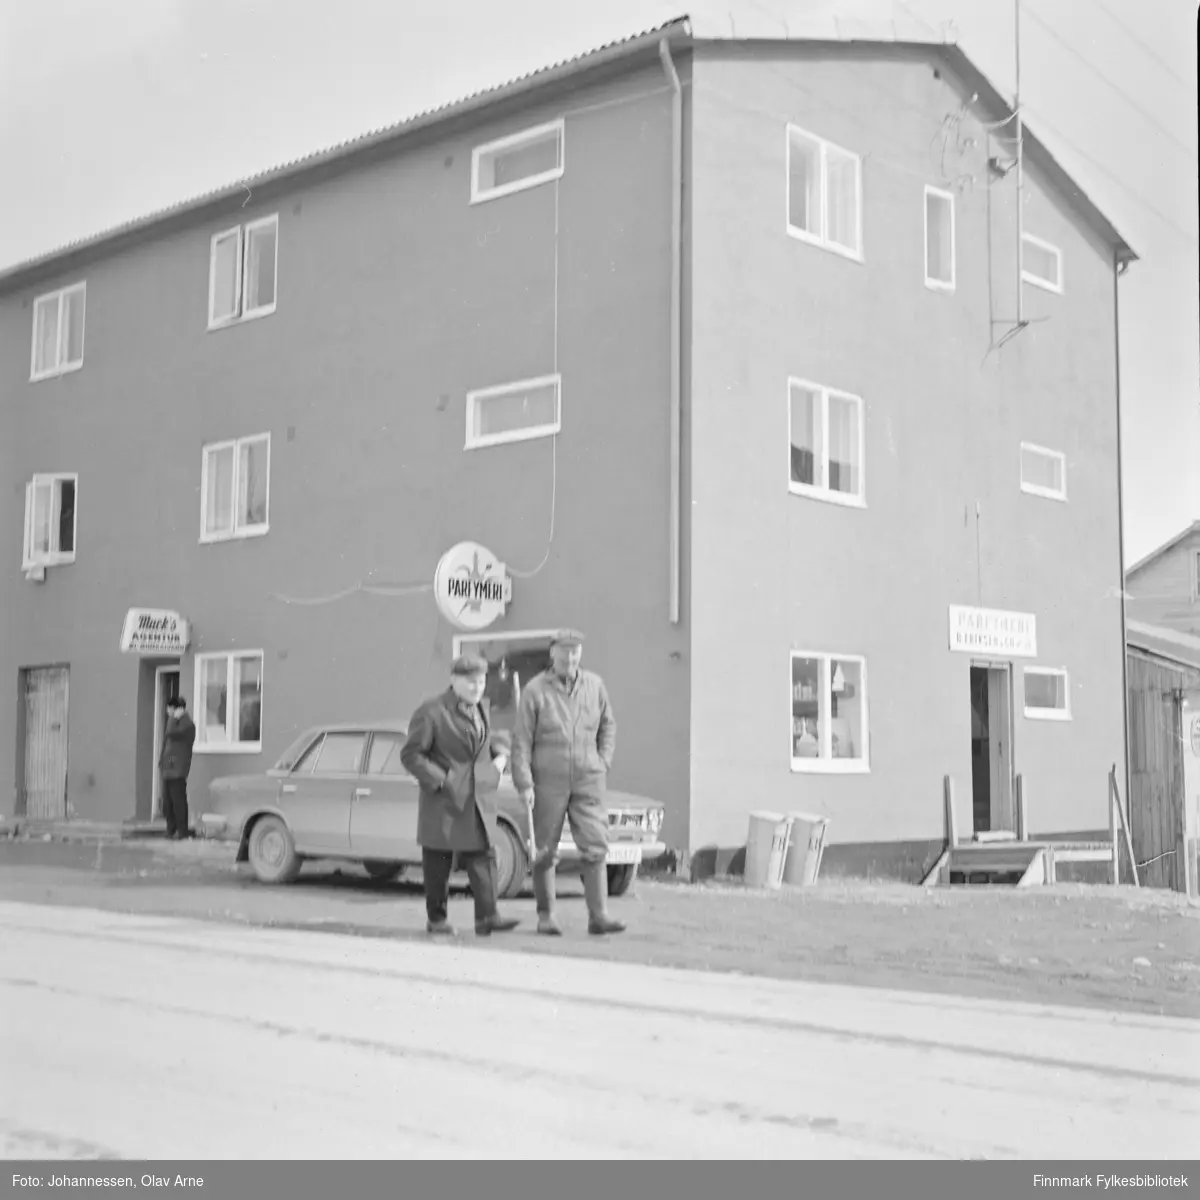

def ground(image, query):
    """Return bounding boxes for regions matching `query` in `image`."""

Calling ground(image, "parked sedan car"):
[197,720,667,898]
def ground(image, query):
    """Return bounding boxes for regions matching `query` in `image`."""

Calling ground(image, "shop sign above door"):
[120,608,191,655]
[948,605,1037,658]
[434,542,513,632]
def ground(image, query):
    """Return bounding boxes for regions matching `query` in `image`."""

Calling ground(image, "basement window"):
[471,120,565,203]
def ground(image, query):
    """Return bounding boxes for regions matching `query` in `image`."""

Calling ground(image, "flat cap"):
[451,654,489,677]
[549,628,585,647]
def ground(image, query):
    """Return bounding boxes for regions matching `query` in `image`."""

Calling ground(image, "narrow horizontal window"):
[201,434,270,541]
[791,652,869,771]
[787,125,862,259]
[924,186,955,290]
[1021,233,1063,294]
[208,215,279,328]
[23,474,78,569]
[195,651,264,752]
[788,379,865,506]
[471,120,564,203]
[1019,442,1067,501]
[1024,668,1070,720]
[30,283,86,380]
[465,374,561,450]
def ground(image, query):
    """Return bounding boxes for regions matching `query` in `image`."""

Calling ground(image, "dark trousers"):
[422,847,497,924]
[163,778,189,837]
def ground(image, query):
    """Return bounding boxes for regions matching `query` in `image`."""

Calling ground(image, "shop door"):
[22,666,70,819]
[970,663,1014,834]
[151,667,182,820]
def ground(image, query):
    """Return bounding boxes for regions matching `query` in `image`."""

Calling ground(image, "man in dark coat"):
[401,655,521,937]
[159,696,196,840]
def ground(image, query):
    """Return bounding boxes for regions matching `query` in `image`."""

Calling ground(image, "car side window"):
[310,733,367,775]
[366,734,406,776]
[291,735,325,775]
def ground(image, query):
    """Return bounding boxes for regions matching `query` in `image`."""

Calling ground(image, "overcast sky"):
[1,0,1195,565]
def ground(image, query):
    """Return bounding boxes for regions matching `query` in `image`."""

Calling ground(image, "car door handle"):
[354,787,372,798]
[281,784,297,794]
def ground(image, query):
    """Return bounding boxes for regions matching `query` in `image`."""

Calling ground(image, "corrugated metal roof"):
[0,9,1136,290]
[1127,620,1200,673]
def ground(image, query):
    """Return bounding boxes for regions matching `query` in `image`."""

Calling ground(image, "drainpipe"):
[660,36,683,626]
[1114,251,1132,831]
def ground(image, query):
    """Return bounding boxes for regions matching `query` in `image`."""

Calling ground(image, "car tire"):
[493,822,529,900]
[247,815,302,885]
[607,862,638,897]
[363,861,405,883]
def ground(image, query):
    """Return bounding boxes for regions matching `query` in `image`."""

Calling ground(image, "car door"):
[279,731,365,854]
[348,730,421,861]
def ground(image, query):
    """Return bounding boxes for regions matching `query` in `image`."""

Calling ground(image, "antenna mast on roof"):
[1014,0,1025,327]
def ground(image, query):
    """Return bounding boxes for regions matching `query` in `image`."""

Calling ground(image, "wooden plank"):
[1111,765,1140,888]
[1015,774,1027,841]
[920,849,949,887]
[944,775,958,848]
[1016,849,1046,887]
[1052,848,1116,863]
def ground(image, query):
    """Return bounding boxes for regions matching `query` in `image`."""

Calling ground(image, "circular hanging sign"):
[433,542,513,632]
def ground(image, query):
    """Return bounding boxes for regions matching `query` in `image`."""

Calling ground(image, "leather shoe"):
[587,915,627,936]
[426,920,456,936]
[536,915,563,937]
[475,914,520,937]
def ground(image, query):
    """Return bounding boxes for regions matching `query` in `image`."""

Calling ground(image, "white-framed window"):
[471,120,565,204]
[1019,442,1068,502]
[465,374,561,450]
[208,214,279,328]
[23,474,78,569]
[200,433,270,542]
[1023,667,1070,720]
[1021,233,1063,294]
[30,283,86,380]
[786,124,863,260]
[790,652,869,772]
[924,186,955,291]
[788,378,865,506]
[195,651,264,752]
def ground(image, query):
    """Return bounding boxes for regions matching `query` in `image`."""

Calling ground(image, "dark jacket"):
[159,712,196,781]
[400,690,506,852]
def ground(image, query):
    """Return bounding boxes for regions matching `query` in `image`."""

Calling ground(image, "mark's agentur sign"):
[120,609,191,655]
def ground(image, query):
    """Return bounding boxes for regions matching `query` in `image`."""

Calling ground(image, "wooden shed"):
[1125,620,1200,897]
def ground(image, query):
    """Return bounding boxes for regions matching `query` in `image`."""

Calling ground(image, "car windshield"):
[273,731,321,772]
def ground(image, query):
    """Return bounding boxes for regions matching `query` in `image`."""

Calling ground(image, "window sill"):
[207,304,277,332]
[785,225,863,264]
[470,166,564,206]
[1023,709,1071,722]
[22,555,75,569]
[790,758,870,775]
[200,525,270,545]
[788,482,865,509]
[466,423,560,451]
[30,361,84,383]
[194,743,263,756]
[1020,484,1068,503]
[1021,271,1063,296]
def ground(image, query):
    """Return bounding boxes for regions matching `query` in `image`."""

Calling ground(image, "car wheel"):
[248,815,302,884]
[607,863,638,897]
[363,860,405,883]
[493,822,529,900]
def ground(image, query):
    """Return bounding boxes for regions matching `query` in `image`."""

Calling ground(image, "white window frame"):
[785,124,864,262]
[1021,232,1063,294]
[207,214,279,330]
[789,651,870,774]
[470,119,565,204]
[465,373,561,451]
[29,283,86,381]
[22,473,78,569]
[923,185,956,292]
[787,377,866,508]
[199,433,271,543]
[1019,441,1068,502]
[1023,667,1071,721]
[193,650,265,754]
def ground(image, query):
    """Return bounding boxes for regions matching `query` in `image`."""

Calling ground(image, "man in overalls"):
[511,630,625,937]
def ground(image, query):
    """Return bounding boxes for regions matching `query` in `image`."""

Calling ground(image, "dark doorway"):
[970,663,1014,834]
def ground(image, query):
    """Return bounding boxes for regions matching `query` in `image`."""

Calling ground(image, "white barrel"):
[782,812,830,887]
[745,810,792,890]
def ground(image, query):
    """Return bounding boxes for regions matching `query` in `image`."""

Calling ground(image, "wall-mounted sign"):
[948,605,1037,658]
[434,542,513,632]
[120,609,191,655]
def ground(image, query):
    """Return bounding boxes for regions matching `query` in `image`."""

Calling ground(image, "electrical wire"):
[1091,0,1193,90]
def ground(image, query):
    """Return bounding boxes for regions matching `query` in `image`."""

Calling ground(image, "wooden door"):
[23,667,70,819]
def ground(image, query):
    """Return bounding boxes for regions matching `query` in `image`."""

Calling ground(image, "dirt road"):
[2,900,1197,1160]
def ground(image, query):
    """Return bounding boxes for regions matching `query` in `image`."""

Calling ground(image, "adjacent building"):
[0,18,1137,881]
[1125,521,1200,638]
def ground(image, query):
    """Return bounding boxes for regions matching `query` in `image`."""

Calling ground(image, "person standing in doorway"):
[511,629,625,937]
[159,696,196,840]
[401,656,521,938]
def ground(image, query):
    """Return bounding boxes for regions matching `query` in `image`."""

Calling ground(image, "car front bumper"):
[555,840,667,867]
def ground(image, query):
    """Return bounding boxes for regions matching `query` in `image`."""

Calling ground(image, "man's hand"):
[493,754,509,776]
[520,788,535,806]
